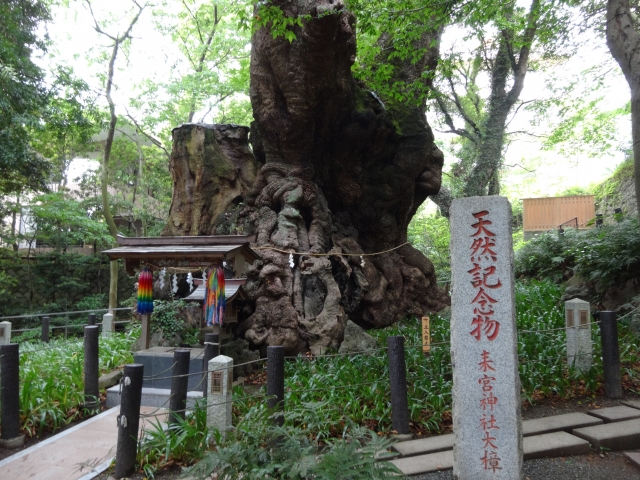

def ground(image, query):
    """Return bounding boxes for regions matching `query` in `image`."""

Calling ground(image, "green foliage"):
[515,229,574,283]
[137,401,210,478]
[515,280,601,400]
[515,219,640,289]
[531,64,631,159]
[150,299,199,343]
[184,402,400,479]
[252,5,308,42]
[0,0,52,197]
[29,65,103,184]
[28,192,111,249]
[557,186,594,197]
[18,331,135,436]
[224,281,614,445]
[0,250,132,317]
[407,206,450,280]
[592,157,634,206]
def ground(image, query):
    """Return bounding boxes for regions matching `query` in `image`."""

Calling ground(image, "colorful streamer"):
[204,266,225,326]
[137,268,154,314]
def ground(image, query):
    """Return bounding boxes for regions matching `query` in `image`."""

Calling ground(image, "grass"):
[15,328,137,437]
[234,280,640,441]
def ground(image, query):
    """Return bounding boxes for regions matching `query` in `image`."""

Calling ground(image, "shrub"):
[183,402,400,480]
[150,299,200,344]
[408,209,450,280]
[515,218,640,289]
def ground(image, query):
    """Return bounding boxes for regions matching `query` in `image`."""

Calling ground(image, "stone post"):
[0,344,25,448]
[450,196,523,479]
[41,316,50,343]
[140,313,151,350]
[83,326,100,409]
[599,311,623,399]
[564,298,593,372]
[0,322,11,345]
[102,313,114,338]
[207,355,233,439]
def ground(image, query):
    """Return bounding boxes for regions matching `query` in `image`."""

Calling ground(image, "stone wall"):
[596,160,637,223]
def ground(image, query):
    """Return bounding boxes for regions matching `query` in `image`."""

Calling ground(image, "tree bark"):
[164,0,449,355]
[87,0,145,312]
[606,0,640,220]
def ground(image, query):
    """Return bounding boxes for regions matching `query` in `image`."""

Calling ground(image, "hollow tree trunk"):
[164,0,449,355]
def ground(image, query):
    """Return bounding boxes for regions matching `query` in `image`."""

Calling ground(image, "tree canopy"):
[0,0,52,196]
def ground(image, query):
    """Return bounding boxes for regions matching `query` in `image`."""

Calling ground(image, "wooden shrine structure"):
[103,233,259,349]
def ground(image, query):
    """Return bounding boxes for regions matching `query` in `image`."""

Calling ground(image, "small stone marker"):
[0,321,10,345]
[422,317,431,356]
[207,355,233,439]
[450,196,523,479]
[564,298,592,372]
[102,313,114,337]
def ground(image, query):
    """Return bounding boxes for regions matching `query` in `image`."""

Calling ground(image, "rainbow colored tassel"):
[204,266,225,326]
[137,268,154,314]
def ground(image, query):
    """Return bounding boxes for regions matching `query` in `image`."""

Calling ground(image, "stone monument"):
[0,321,10,345]
[207,355,233,440]
[102,313,114,337]
[564,298,592,372]
[450,196,523,479]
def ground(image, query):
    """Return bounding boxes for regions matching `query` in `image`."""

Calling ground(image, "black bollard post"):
[88,313,96,326]
[41,316,50,343]
[169,349,191,425]
[114,364,144,479]
[599,311,623,398]
[267,346,285,426]
[388,336,411,436]
[84,326,100,409]
[202,333,219,398]
[0,343,25,448]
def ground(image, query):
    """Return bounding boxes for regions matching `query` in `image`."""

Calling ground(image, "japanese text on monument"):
[470,210,502,472]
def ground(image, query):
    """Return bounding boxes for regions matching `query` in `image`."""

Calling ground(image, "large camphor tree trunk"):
[164,0,449,355]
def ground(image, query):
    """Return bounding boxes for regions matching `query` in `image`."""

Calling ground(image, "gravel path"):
[411,452,640,479]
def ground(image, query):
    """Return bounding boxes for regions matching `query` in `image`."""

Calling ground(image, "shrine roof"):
[114,233,257,246]
[103,234,259,263]
[184,279,247,303]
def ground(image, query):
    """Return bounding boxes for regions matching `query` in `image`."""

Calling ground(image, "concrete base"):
[106,385,203,409]
[389,449,453,475]
[588,406,640,423]
[98,370,123,390]
[523,412,603,437]
[134,347,205,392]
[624,451,640,471]
[83,400,100,411]
[523,431,590,460]
[389,432,590,476]
[392,434,454,458]
[573,419,640,451]
[622,399,640,410]
[0,435,25,449]
[391,433,414,442]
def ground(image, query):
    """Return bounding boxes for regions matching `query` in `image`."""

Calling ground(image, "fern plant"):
[183,402,401,479]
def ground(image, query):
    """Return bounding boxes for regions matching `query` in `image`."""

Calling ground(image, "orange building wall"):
[522,196,595,232]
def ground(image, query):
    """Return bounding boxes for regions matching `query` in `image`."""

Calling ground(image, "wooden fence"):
[523,195,595,232]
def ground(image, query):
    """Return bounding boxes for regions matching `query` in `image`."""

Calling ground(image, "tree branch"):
[434,94,477,142]
[125,110,171,159]
[446,76,482,136]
